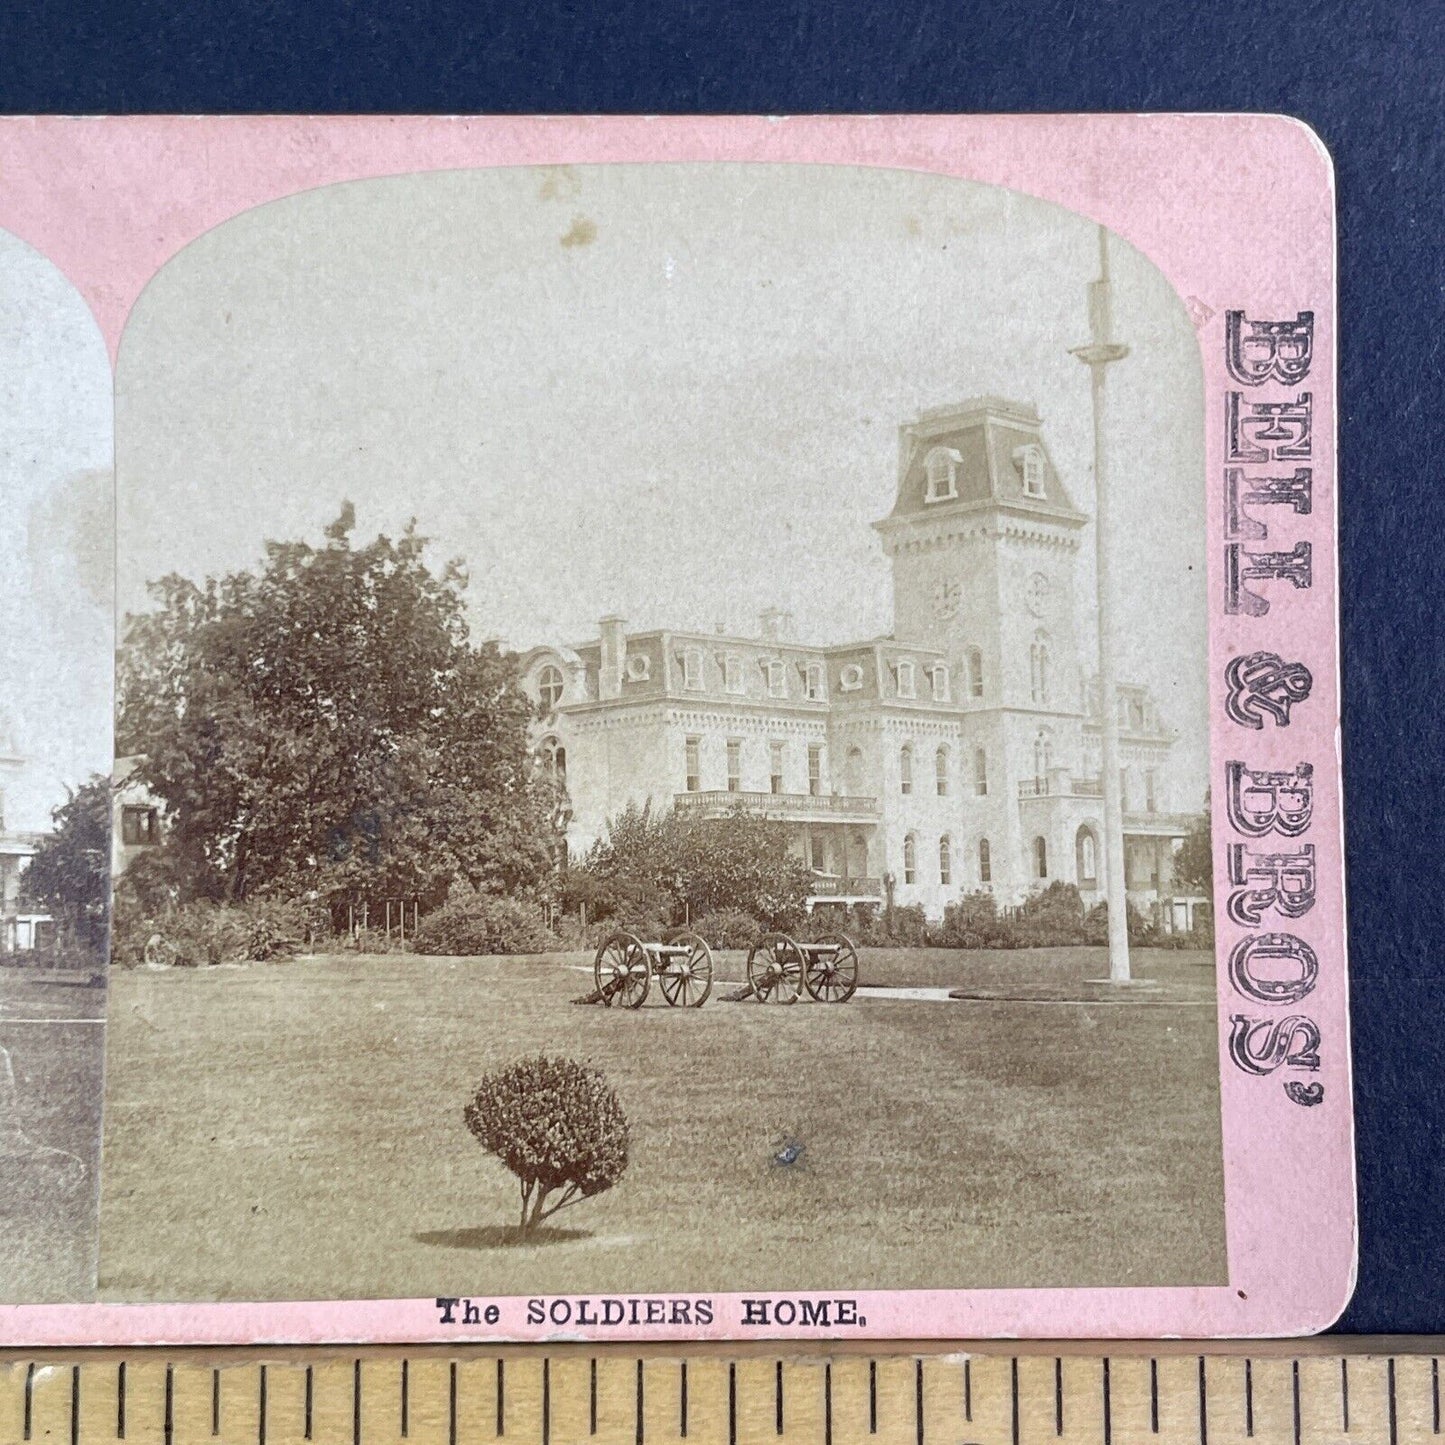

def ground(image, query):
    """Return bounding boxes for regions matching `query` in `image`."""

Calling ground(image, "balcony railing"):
[674,789,879,819]
[807,874,883,898]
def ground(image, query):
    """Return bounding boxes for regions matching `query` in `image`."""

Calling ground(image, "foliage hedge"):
[411,890,555,956]
[111,896,320,967]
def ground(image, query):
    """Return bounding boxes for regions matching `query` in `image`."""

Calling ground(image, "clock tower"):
[873,396,1089,717]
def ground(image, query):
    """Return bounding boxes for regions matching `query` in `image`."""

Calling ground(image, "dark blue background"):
[2,0,1440,1335]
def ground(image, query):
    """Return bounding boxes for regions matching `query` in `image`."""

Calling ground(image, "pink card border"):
[0,113,1351,1343]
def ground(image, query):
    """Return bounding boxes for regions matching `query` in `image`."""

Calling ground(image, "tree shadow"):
[415,1224,593,1250]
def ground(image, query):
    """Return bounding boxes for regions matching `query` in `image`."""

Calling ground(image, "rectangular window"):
[805,662,825,701]
[931,665,951,702]
[973,748,988,797]
[685,736,701,792]
[807,744,822,797]
[1145,768,1158,813]
[767,660,787,698]
[769,740,785,795]
[724,655,744,694]
[896,659,916,699]
[122,805,159,847]
[726,738,742,792]
[809,830,824,871]
[683,650,703,690]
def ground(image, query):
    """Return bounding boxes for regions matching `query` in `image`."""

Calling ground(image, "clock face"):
[1025,572,1051,617]
[932,578,961,620]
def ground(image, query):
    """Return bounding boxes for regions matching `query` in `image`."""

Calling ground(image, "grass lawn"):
[0,970,107,1302]
[98,948,1226,1302]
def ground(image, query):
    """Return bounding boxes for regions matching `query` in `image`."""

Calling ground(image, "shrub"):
[412,890,555,957]
[687,908,765,950]
[109,896,316,968]
[933,890,1005,949]
[464,1055,630,1234]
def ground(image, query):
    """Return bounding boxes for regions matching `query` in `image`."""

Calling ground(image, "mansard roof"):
[880,395,1087,527]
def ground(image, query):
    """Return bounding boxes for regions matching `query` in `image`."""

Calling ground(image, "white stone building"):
[532,397,1199,922]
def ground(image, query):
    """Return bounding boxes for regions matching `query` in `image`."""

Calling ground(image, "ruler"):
[0,1342,1437,1445]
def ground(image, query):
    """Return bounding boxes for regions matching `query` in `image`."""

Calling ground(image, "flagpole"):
[1071,225,1132,984]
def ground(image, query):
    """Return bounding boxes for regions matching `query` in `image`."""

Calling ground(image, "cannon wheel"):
[804,932,860,1003]
[593,931,651,1009]
[746,933,804,1004]
[658,929,714,1008]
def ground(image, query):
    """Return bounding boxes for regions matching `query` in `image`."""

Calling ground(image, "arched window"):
[1033,835,1049,879]
[935,745,950,796]
[896,658,917,698]
[538,664,564,712]
[978,837,992,884]
[931,663,951,702]
[1076,826,1098,886]
[1033,729,1053,782]
[1030,631,1051,703]
[900,744,914,795]
[973,746,988,796]
[1014,443,1045,498]
[924,446,960,503]
[903,833,917,885]
[537,736,567,787]
[683,648,704,690]
[965,647,984,699]
[939,834,953,886]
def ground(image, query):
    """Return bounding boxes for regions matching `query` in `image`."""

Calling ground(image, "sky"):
[0,229,113,831]
[114,162,1208,803]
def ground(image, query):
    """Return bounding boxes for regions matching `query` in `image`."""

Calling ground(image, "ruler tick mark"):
[729,1363,737,1445]
[1056,1358,1064,1436]
[1150,1359,1159,1435]
[965,1359,972,1423]
[212,1368,221,1437]
[589,1360,597,1437]
[401,1358,409,1438]
[825,1364,833,1445]
[1245,1360,1254,1437]
[164,1365,174,1445]
[680,1361,688,1439]
[870,1360,878,1434]
[1198,1357,1208,1445]
[117,1361,126,1439]
[635,1358,644,1445]
[1433,1359,1440,1434]
[259,1365,268,1445]
[353,1359,362,1445]
[448,1362,457,1445]
[305,1367,313,1441]
[70,1366,79,1445]
[1103,1358,1113,1445]
[776,1360,784,1435]
[24,1360,34,1441]
[918,1359,926,1445]
[1291,1361,1301,1445]
[1342,1356,1349,1431]
[497,1358,505,1438]
[1389,1358,1398,1445]
[542,1359,550,1445]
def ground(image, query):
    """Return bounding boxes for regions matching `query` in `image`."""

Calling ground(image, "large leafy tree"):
[116,505,556,910]
[1171,791,1213,896]
[580,800,813,925]
[20,776,111,954]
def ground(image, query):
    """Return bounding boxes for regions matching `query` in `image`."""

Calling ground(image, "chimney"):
[598,616,626,700]
[759,607,793,642]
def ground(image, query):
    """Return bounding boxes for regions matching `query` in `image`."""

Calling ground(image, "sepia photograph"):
[85,161,1226,1304]
[0,227,114,1302]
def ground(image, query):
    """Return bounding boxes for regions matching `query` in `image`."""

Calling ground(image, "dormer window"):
[538,664,565,713]
[840,663,864,692]
[766,660,787,698]
[1014,444,1046,499]
[804,662,826,701]
[723,654,745,694]
[683,648,704,690]
[930,663,951,702]
[896,659,917,699]
[924,446,961,503]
